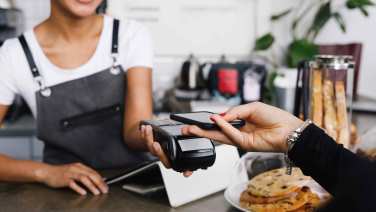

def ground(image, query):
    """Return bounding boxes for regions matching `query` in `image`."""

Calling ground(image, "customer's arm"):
[289,124,376,211]
[181,102,376,202]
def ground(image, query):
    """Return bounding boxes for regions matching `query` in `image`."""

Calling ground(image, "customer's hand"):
[37,163,108,196]
[140,125,192,177]
[182,102,304,153]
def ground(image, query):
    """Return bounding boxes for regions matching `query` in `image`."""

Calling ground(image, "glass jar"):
[295,55,355,148]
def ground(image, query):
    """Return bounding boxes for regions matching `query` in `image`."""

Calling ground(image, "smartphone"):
[170,111,245,130]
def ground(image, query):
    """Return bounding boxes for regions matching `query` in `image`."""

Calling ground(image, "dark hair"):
[96,0,107,14]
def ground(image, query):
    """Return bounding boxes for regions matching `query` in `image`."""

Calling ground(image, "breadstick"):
[311,70,323,127]
[323,80,337,140]
[350,124,360,146]
[335,81,350,148]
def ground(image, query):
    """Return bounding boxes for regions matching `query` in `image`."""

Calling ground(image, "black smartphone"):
[170,111,245,130]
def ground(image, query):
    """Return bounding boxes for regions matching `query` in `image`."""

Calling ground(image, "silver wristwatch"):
[285,119,313,175]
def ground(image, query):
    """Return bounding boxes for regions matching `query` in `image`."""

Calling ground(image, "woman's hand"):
[182,102,304,153]
[140,125,193,177]
[36,163,108,196]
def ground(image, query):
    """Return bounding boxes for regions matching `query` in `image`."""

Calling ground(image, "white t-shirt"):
[0,15,153,116]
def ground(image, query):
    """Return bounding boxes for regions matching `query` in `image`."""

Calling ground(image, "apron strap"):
[112,19,120,55]
[19,35,41,79]
[110,19,121,75]
[19,19,121,93]
[19,19,121,77]
[19,35,51,96]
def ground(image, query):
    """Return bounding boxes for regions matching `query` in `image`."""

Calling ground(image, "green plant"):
[254,0,374,68]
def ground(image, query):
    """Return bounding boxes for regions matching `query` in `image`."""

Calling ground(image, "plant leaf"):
[286,39,319,68]
[254,33,275,51]
[333,12,347,33]
[271,9,292,21]
[307,2,332,39]
[263,71,280,104]
[346,0,374,9]
[292,19,299,31]
[360,6,370,16]
[346,0,374,16]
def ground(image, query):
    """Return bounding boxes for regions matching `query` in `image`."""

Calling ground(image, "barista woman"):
[0,0,158,195]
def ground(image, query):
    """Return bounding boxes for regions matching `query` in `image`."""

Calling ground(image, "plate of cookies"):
[224,153,330,212]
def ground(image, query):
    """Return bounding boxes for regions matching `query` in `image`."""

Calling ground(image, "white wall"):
[108,0,272,90]
[109,0,256,56]
[271,0,376,99]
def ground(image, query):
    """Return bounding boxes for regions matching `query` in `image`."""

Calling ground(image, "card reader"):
[140,119,216,172]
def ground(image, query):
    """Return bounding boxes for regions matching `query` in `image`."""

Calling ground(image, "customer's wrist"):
[287,120,312,151]
[280,118,305,152]
[284,119,313,174]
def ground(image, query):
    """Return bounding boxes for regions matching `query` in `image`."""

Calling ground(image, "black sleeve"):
[288,124,376,211]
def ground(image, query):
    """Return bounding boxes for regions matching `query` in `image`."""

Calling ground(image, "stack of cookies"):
[240,168,321,212]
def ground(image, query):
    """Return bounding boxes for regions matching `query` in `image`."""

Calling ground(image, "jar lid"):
[312,55,355,70]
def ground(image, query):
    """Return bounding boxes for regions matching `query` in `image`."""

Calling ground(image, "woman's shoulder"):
[0,30,34,57]
[0,37,22,68]
[0,30,35,76]
[0,36,24,85]
[1,37,21,54]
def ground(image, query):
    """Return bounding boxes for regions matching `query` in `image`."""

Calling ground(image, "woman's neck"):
[41,4,103,43]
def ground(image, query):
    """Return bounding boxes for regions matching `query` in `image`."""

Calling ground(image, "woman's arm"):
[0,105,108,195]
[0,105,8,126]
[0,105,47,183]
[0,154,108,195]
[123,67,153,150]
[0,154,47,183]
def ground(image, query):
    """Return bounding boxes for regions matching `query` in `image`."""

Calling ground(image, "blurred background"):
[0,0,375,160]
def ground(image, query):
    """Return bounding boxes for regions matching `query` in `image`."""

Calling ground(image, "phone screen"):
[176,112,215,124]
[171,112,244,129]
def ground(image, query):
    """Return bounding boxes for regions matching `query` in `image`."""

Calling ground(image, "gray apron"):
[18,19,152,169]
